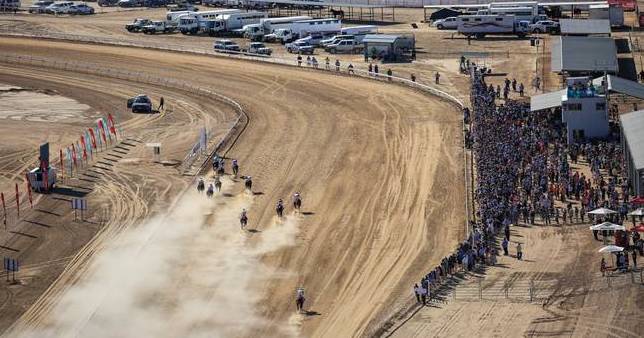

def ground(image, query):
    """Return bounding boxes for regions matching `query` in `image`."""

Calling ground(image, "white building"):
[620,110,644,197]
[531,76,609,143]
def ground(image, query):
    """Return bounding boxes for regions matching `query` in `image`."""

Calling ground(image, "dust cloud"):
[19,181,302,338]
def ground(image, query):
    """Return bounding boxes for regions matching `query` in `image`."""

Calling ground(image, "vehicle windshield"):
[134,96,150,104]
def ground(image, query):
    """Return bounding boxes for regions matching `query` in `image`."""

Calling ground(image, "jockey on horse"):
[206,183,214,198]
[214,176,222,192]
[197,178,205,193]
[240,209,248,230]
[217,158,225,176]
[232,159,239,177]
[276,199,284,218]
[293,192,302,211]
[244,176,252,191]
[295,288,305,313]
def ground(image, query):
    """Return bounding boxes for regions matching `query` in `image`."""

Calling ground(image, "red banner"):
[88,128,97,149]
[98,120,107,143]
[107,113,116,135]
[71,144,77,167]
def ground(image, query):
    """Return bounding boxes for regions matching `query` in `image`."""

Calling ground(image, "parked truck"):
[268,18,341,44]
[243,15,312,41]
[207,11,267,34]
[142,20,176,34]
[178,9,240,34]
[457,15,529,38]
[126,18,152,32]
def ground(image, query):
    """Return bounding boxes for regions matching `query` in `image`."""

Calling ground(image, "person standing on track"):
[159,96,164,111]
[516,242,523,260]
[325,57,330,70]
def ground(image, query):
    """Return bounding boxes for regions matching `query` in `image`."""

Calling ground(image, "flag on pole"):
[25,176,32,209]
[107,113,116,135]
[88,128,97,149]
[71,144,77,167]
[59,149,64,180]
[1,191,5,218]
[80,136,87,160]
[15,183,19,219]
[102,118,111,143]
[97,119,107,144]
[84,131,92,159]
[95,126,103,149]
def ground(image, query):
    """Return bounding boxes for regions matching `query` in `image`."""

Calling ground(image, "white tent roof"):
[598,245,624,253]
[589,222,625,231]
[587,207,617,215]
[530,89,567,112]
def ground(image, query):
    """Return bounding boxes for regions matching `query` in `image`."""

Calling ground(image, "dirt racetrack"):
[0,38,464,337]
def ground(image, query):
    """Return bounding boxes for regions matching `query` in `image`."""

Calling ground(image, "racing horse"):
[217,159,225,177]
[206,183,214,198]
[244,176,253,192]
[240,210,248,230]
[232,160,239,177]
[214,176,222,192]
[295,288,305,313]
[276,200,284,218]
[197,178,205,193]
[293,193,302,212]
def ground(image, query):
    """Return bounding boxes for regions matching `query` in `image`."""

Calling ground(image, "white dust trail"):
[18,179,302,338]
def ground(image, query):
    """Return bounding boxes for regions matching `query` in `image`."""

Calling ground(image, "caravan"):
[208,11,267,34]
[178,9,241,34]
[243,16,312,41]
[271,18,341,44]
[457,15,530,38]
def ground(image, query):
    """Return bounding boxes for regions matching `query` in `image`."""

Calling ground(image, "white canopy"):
[589,222,625,231]
[587,207,616,215]
[627,208,644,216]
[598,245,624,253]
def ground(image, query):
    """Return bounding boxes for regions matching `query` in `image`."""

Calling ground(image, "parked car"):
[294,32,327,47]
[28,0,54,13]
[529,20,559,33]
[214,39,241,52]
[117,0,143,7]
[127,95,152,113]
[247,42,272,55]
[324,40,363,54]
[141,21,176,34]
[285,41,314,55]
[125,18,151,32]
[167,2,196,11]
[45,1,75,14]
[432,17,459,30]
[69,3,95,15]
[320,34,354,47]
[97,0,119,6]
[143,0,168,7]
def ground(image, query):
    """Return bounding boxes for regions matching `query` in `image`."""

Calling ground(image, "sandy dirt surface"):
[0,38,464,337]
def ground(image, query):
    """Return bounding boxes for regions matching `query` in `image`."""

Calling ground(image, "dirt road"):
[0,38,464,337]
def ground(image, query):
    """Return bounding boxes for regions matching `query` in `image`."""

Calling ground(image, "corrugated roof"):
[530,89,567,111]
[620,110,644,170]
[560,19,611,35]
[592,75,644,100]
[551,36,618,73]
[362,34,399,44]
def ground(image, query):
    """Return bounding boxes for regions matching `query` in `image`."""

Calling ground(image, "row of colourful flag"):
[61,113,118,178]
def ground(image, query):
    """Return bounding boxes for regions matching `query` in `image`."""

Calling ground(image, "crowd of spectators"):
[413,63,643,306]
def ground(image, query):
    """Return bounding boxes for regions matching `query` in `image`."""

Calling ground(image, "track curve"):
[0,37,465,338]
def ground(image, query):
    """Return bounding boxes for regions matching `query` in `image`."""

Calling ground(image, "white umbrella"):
[587,207,616,215]
[627,208,644,216]
[589,222,625,231]
[598,245,624,253]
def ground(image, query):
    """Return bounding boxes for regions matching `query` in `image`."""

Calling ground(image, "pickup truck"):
[28,0,54,13]
[432,17,459,30]
[324,40,363,54]
[285,41,314,55]
[126,18,151,32]
[529,20,559,34]
[117,0,143,7]
[142,21,176,34]
[214,39,241,52]
[247,42,272,55]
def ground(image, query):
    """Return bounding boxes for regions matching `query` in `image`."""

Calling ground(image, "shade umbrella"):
[631,224,644,233]
[598,245,624,253]
[627,208,644,216]
[587,207,616,215]
[589,222,625,231]
[630,196,644,205]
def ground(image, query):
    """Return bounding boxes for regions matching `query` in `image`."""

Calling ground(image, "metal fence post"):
[529,280,534,302]
[478,278,482,300]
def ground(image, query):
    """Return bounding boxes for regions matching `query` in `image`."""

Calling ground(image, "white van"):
[46,1,74,14]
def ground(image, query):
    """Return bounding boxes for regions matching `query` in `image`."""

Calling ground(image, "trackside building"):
[620,110,644,197]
